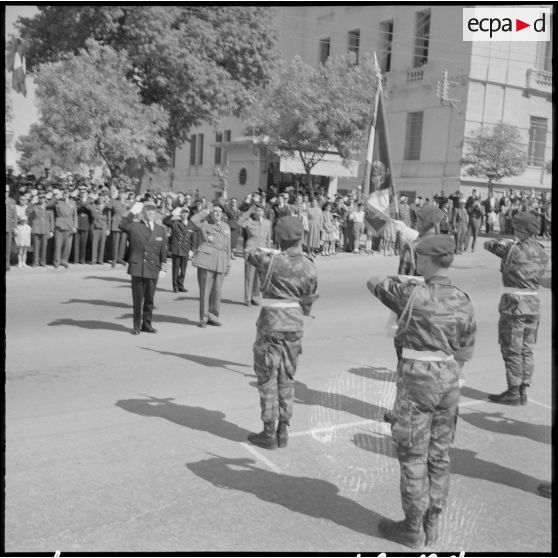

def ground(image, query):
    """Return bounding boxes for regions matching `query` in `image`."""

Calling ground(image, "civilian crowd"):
[5,166,551,273]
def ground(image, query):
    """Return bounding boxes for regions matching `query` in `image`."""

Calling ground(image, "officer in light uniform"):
[368,235,476,549]
[484,211,548,405]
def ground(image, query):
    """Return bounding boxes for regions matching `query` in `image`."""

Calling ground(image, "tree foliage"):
[247,54,378,191]
[16,41,168,175]
[15,6,279,148]
[461,123,527,180]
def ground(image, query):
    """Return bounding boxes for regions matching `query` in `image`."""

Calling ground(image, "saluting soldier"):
[163,206,198,293]
[119,200,168,335]
[484,211,548,405]
[90,188,111,264]
[191,204,231,327]
[368,235,476,548]
[27,193,54,267]
[246,216,319,450]
[107,187,129,267]
[46,187,78,268]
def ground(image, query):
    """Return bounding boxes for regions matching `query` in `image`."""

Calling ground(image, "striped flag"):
[7,38,27,97]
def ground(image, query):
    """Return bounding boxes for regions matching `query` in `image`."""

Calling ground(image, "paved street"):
[5,244,552,553]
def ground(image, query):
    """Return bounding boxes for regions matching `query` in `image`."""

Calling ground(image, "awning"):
[279,152,359,177]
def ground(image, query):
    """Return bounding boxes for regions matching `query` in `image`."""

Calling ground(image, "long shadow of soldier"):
[139,347,254,378]
[347,366,397,382]
[117,313,199,327]
[48,318,129,332]
[352,432,543,495]
[294,380,390,421]
[115,396,250,443]
[83,275,129,283]
[186,455,385,539]
[459,410,551,445]
[62,298,132,308]
[460,385,490,402]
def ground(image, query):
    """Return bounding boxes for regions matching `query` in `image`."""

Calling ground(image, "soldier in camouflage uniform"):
[246,216,319,450]
[484,212,548,405]
[368,235,476,548]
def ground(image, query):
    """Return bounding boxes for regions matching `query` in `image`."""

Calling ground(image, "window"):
[224,130,231,142]
[379,20,394,72]
[348,29,360,63]
[319,38,331,64]
[197,133,204,166]
[404,111,423,160]
[527,117,547,167]
[214,132,223,165]
[413,10,430,68]
[535,40,552,71]
[189,134,197,166]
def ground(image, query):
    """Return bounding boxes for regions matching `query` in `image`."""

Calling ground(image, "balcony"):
[526,68,552,97]
[407,66,424,82]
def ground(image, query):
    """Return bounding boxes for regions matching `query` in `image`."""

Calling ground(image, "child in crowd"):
[15,214,32,268]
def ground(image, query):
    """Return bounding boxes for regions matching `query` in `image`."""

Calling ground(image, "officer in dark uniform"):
[46,188,78,268]
[163,207,198,293]
[368,235,476,548]
[119,200,168,335]
[28,194,54,266]
[74,188,92,264]
[107,187,129,267]
[246,216,319,450]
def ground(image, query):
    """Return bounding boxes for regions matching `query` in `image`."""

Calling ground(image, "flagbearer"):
[367,235,476,548]
[484,212,548,405]
[246,216,319,450]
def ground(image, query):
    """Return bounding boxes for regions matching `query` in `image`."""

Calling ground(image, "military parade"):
[5,4,552,555]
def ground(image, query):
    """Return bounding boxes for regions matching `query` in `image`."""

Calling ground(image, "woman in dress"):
[306,197,323,255]
[320,202,336,255]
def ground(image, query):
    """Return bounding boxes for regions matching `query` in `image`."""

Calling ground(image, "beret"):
[415,205,444,234]
[512,212,539,234]
[143,201,157,209]
[275,216,304,243]
[415,234,455,256]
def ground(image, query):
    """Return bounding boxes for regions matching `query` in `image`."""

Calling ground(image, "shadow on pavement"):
[83,275,130,283]
[186,455,385,538]
[295,380,390,421]
[139,347,253,377]
[353,432,543,495]
[347,366,397,382]
[175,295,246,307]
[115,396,250,442]
[62,298,132,308]
[459,410,551,445]
[460,385,489,402]
[117,312,199,327]
[48,318,129,332]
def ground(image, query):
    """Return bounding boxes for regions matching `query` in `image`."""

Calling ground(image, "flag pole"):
[362,76,381,198]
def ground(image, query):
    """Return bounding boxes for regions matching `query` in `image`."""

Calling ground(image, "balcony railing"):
[407,66,424,82]
[526,68,552,96]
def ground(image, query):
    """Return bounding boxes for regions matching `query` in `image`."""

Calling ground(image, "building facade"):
[157,5,552,201]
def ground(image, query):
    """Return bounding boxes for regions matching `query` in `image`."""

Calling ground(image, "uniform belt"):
[502,287,538,296]
[260,298,299,309]
[402,348,455,362]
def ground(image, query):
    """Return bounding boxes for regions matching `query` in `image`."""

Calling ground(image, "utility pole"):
[436,68,462,112]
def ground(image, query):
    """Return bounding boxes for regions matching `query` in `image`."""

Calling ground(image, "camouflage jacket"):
[484,238,548,315]
[247,247,319,333]
[371,275,476,362]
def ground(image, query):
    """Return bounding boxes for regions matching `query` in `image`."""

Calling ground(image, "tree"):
[15,123,70,175]
[247,54,378,194]
[15,6,278,149]
[461,123,527,193]
[16,40,168,176]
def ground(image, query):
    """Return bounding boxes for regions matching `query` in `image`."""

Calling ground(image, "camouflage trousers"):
[253,329,303,424]
[498,313,540,387]
[391,359,460,519]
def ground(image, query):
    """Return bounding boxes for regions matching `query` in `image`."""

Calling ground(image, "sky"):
[5,4,39,146]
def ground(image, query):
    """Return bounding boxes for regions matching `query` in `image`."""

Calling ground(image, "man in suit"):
[46,188,78,268]
[6,184,18,271]
[74,188,92,264]
[119,200,168,335]
[163,206,198,292]
[191,204,231,327]
[28,193,54,266]
[242,202,272,306]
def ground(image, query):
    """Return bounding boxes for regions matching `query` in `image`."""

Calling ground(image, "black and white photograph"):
[5,3,552,554]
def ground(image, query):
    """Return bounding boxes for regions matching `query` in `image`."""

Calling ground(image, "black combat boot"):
[519,384,528,405]
[487,386,520,405]
[277,420,288,448]
[378,514,425,549]
[424,508,442,546]
[248,422,277,450]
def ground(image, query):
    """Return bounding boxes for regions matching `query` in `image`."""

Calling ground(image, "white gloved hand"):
[130,201,144,215]
[158,270,167,279]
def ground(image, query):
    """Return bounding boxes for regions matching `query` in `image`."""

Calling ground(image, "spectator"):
[349,202,365,254]
[15,215,32,268]
[467,200,485,252]
[28,193,54,267]
[306,198,323,256]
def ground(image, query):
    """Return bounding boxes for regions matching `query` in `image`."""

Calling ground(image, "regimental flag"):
[7,38,27,97]
[363,52,396,232]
